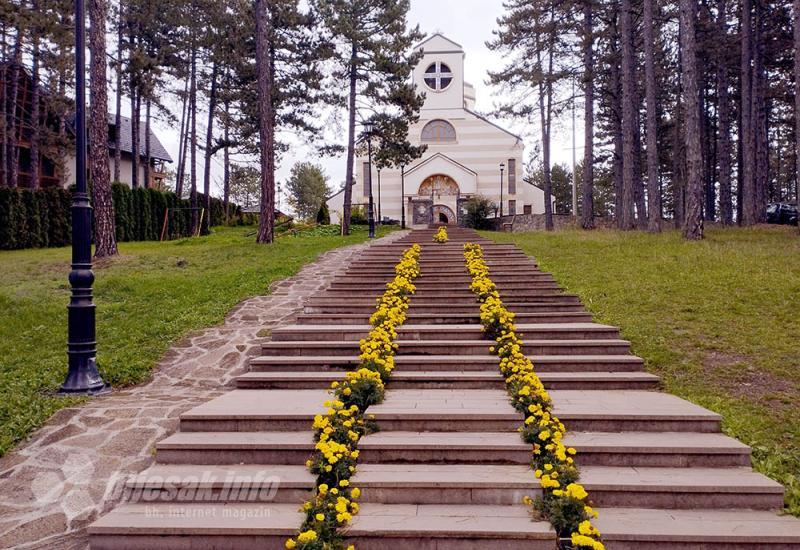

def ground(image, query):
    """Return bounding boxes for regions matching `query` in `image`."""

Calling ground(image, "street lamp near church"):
[364,121,376,239]
[499,162,506,218]
[61,0,107,395]
[400,165,406,229]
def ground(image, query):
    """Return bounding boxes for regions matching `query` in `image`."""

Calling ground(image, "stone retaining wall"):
[491,214,617,232]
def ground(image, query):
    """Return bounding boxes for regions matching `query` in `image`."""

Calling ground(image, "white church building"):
[328,33,547,227]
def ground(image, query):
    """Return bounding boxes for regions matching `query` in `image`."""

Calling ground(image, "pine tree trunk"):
[189,42,198,232]
[175,76,188,197]
[609,19,624,225]
[740,0,756,225]
[752,0,768,223]
[90,0,118,256]
[540,83,553,232]
[681,0,704,239]
[535,41,554,232]
[644,0,661,231]
[673,24,686,227]
[702,89,716,220]
[7,36,21,187]
[255,0,275,244]
[633,97,647,227]
[620,0,638,229]
[0,22,6,185]
[717,0,733,225]
[30,28,41,188]
[144,99,151,188]
[0,32,7,185]
[342,42,358,236]
[113,3,123,183]
[581,0,595,230]
[794,0,800,232]
[223,99,230,221]
[130,85,139,187]
[203,62,218,233]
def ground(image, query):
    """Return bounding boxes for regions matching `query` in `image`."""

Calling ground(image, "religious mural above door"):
[418,174,460,197]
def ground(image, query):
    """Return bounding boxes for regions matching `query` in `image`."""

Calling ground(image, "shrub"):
[316,202,331,225]
[0,183,251,250]
[463,195,497,230]
[350,205,367,225]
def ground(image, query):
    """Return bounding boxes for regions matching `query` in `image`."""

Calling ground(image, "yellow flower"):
[351,487,361,499]
[297,529,318,543]
[285,538,296,549]
[315,513,325,521]
[565,483,589,501]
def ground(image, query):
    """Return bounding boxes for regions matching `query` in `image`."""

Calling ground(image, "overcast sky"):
[148,0,577,204]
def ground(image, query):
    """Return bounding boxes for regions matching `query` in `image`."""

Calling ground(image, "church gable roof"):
[465,108,523,142]
[415,33,463,53]
[406,152,477,177]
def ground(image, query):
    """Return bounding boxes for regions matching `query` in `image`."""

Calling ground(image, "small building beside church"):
[328,33,547,227]
[0,60,172,189]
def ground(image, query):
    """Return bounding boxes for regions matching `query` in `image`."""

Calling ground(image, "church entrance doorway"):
[432,204,456,225]
[419,175,460,226]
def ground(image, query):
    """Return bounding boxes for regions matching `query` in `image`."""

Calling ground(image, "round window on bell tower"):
[423,62,454,91]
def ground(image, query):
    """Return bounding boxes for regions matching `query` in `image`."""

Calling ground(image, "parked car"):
[766,202,798,225]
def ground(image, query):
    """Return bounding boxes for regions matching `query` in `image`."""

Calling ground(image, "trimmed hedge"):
[0,183,249,250]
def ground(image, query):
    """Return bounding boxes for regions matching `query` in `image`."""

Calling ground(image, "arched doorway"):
[432,204,456,225]
[417,175,460,226]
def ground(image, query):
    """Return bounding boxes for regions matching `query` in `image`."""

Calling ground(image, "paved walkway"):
[0,231,407,550]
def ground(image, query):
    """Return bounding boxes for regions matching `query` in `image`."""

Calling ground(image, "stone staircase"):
[89,227,800,549]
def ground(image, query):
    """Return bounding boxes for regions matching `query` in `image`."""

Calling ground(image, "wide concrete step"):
[123,464,313,503]
[594,507,800,548]
[90,504,556,549]
[346,504,554,550]
[337,273,557,284]
[324,288,565,299]
[260,339,631,357]
[155,431,313,464]
[177,390,326,432]
[295,311,594,325]
[176,389,720,433]
[89,502,302,549]
[351,464,784,509]
[328,281,562,291]
[249,354,646,373]
[578,466,785,510]
[367,389,721,433]
[358,431,752,467]
[234,370,660,391]
[270,323,621,342]
[307,303,587,315]
[350,255,538,273]
[341,268,540,277]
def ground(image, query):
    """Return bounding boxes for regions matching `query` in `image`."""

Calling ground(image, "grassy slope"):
[0,225,392,455]
[484,226,800,515]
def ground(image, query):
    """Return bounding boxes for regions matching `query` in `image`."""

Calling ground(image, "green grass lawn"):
[0,224,393,455]
[484,225,800,515]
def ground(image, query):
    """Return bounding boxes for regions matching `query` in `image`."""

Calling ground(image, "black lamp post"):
[499,162,506,218]
[400,164,406,229]
[364,122,376,239]
[61,0,107,395]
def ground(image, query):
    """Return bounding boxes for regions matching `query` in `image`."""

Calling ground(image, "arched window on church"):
[421,120,457,143]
